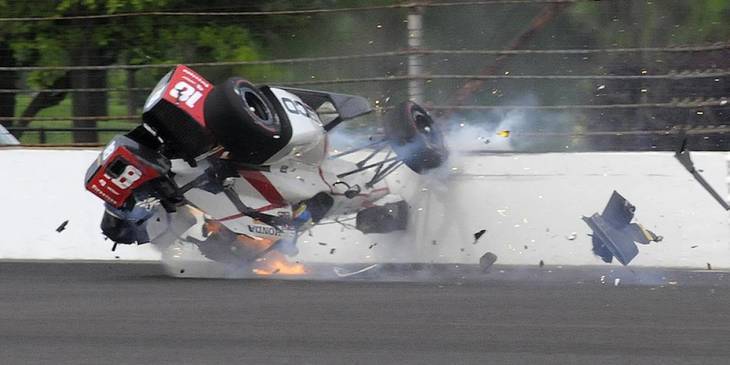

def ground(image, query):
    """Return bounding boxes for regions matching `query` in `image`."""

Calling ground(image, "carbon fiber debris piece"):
[582,191,661,266]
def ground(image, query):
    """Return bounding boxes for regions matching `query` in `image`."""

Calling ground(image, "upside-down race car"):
[85,65,448,265]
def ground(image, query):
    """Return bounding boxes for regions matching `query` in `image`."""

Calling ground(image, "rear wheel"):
[384,101,448,173]
[204,78,291,164]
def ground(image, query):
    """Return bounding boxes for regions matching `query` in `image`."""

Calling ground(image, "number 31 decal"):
[169,81,203,108]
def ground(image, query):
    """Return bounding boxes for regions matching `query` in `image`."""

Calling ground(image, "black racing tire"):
[384,101,448,173]
[204,78,291,164]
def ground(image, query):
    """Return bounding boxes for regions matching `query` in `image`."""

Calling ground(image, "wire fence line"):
[3,98,726,124]
[4,116,140,122]
[0,43,727,71]
[5,122,728,149]
[278,71,730,86]
[511,126,730,137]
[2,1,728,150]
[0,0,581,22]
[2,69,728,94]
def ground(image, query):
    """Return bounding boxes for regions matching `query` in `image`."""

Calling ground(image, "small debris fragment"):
[524,245,528,250]
[179,269,185,274]
[691,245,698,248]
[330,248,336,254]
[614,278,621,286]
[368,243,377,249]
[473,229,486,243]
[566,232,577,240]
[272,268,281,274]
[668,281,678,285]
[318,242,328,246]
[707,262,712,270]
[432,240,437,245]
[583,191,662,266]
[497,130,511,138]
[539,260,544,268]
[56,220,69,233]
[479,252,498,272]
[460,248,465,252]
[334,264,378,278]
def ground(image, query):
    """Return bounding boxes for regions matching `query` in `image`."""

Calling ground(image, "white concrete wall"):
[412,152,730,268]
[1,149,728,268]
[0,149,160,260]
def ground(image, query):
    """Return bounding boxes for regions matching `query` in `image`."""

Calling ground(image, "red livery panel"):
[86,144,163,208]
[160,65,214,127]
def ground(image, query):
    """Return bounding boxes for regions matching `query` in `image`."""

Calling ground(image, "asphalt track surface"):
[1,261,730,364]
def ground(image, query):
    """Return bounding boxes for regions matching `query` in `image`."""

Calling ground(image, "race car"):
[84,65,448,265]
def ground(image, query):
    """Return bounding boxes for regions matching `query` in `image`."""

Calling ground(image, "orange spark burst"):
[252,251,307,276]
[203,221,223,235]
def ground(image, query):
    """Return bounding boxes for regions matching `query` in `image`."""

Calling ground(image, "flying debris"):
[473,229,486,244]
[675,137,730,211]
[334,264,378,278]
[479,252,498,272]
[582,191,662,266]
[496,130,511,138]
[56,220,69,233]
[539,260,544,268]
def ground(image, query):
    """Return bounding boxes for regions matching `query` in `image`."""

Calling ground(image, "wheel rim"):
[234,84,280,133]
[411,107,443,148]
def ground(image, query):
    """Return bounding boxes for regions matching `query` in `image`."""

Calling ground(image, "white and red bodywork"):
[86,65,391,253]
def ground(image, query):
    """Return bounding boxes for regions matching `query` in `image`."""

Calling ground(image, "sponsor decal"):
[247,224,281,236]
[160,65,214,126]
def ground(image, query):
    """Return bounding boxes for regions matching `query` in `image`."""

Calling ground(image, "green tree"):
[2,0,294,142]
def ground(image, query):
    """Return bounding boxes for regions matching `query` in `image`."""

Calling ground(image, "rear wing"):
[276,87,372,131]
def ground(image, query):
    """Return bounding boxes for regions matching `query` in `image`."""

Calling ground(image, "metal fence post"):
[407,5,425,104]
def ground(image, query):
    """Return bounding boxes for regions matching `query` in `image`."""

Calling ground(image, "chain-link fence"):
[0,0,728,151]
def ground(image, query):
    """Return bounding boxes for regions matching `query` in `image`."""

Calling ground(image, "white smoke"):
[443,107,527,153]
